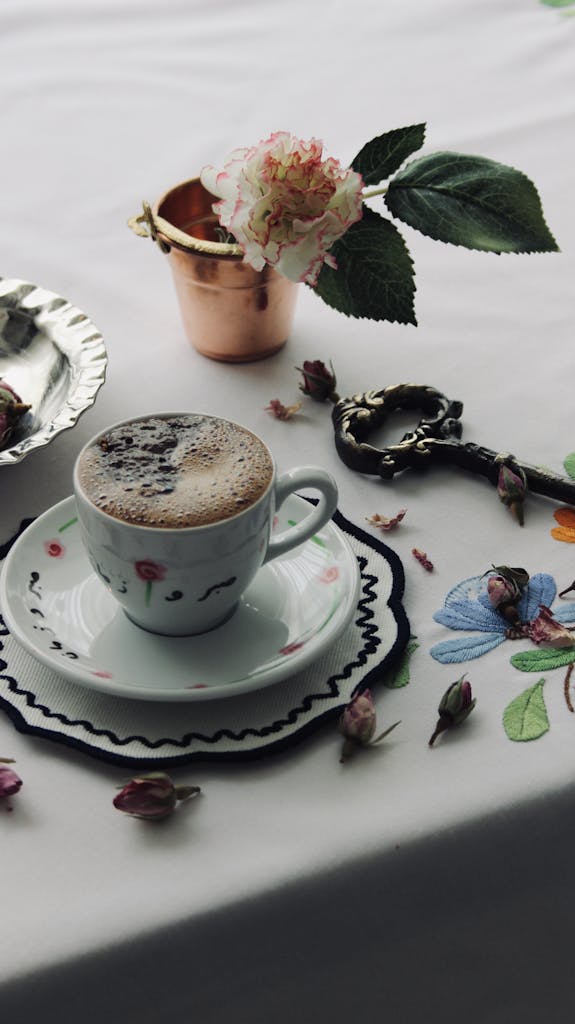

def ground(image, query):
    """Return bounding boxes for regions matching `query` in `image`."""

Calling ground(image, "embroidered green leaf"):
[385,152,559,254]
[383,638,419,688]
[314,208,416,324]
[510,647,575,672]
[503,679,549,741]
[563,452,575,479]
[541,0,575,7]
[351,124,426,185]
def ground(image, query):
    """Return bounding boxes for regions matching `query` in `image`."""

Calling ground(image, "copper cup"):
[149,179,298,363]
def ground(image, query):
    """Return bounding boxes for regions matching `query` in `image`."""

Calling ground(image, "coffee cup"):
[73,412,338,636]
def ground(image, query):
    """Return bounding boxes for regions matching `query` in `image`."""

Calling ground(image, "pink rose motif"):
[201,132,364,286]
[134,560,166,582]
[135,560,167,607]
[319,566,339,583]
[44,539,65,558]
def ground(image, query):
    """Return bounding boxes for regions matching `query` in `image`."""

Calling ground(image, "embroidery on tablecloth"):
[502,679,549,742]
[540,0,575,9]
[549,453,575,543]
[431,571,575,741]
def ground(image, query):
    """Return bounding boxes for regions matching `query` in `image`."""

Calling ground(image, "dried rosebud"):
[0,763,22,810]
[339,689,400,762]
[528,605,575,649]
[366,510,407,532]
[113,772,200,820]
[497,462,527,526]
[340,690,377,746]
[486,567,529,624]
[265,398,302,420]
[296,360,339,403]
[487,574,520,609]
[0,380,31,448]
[491,565,530,588]
[429,675,476,746]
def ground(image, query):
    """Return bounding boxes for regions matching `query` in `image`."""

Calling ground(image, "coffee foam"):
[77,415,274,528]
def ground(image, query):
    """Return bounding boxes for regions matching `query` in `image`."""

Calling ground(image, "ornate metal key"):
[332,383,575,507]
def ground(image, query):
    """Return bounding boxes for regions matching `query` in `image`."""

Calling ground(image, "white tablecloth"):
[1,1,575,1020]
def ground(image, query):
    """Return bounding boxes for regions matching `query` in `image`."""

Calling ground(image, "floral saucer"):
[0,494,360,702]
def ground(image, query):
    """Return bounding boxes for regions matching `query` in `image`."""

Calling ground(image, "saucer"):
[0,495,360,702]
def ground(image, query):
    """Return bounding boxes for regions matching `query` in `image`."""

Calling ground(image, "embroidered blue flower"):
[430,573,575,664]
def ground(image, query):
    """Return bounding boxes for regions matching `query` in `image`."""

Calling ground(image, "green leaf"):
[563,452,575,480]
[383,638,419,688]
[313,207,416,323]
[350,125,426,185]
[541,0,575,7]
[510,647,575,672]
[385,152,559,253]
[503,679,549,741]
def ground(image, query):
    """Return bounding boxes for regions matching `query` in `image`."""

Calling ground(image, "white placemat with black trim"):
[0,509,409,766]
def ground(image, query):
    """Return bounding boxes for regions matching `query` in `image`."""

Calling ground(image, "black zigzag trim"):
[0,507,410,766]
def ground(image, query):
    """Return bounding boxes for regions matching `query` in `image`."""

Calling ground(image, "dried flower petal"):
[366,509,407,532]
[528,605,575,649]
[265,398,302,420]
[113,772,201,820]
[412,548,433,572]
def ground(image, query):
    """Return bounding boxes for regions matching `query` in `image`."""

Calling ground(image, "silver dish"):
[0,277,107,466]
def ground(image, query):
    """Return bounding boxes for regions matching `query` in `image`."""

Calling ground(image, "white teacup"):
[73,412,338,636]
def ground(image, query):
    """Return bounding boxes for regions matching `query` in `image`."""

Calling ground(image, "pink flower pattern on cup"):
[319,566,339,583]
[135,560,167,606]
[135,560,166,582]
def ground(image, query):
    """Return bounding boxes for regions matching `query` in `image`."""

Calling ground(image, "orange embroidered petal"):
[553,507,575,528]
[551,526,575,543]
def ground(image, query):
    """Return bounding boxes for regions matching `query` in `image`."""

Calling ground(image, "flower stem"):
[428,718,449,747]
[362,186,388,200]
[564,662,574,713]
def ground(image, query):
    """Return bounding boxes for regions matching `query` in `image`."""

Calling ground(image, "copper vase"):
[130,178,298,363]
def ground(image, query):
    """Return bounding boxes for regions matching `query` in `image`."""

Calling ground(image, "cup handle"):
[263,467,338,563]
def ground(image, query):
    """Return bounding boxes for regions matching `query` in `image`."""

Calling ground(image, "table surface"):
[1,2,575,1021]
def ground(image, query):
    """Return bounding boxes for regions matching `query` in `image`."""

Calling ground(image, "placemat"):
[0,509,409,766]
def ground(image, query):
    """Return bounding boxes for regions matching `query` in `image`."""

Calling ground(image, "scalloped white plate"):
[0,277,107,465]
